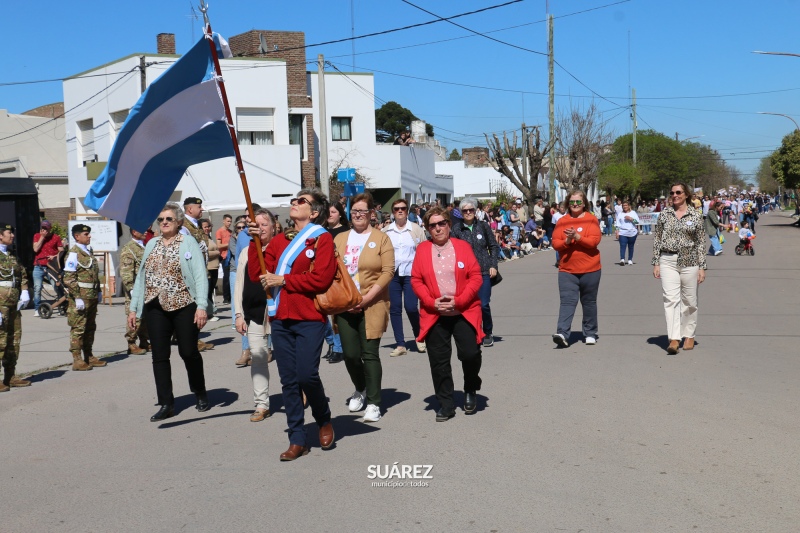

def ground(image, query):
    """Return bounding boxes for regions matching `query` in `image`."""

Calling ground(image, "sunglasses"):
[461,208,476,214]
[235,225,246,230]
[351,209,369,218]
[290,197,311,206]
[669,191,684,196]
[393,206,408,212]
[569,200,583,206]
[157,217,176,223]
[427,220,449,230]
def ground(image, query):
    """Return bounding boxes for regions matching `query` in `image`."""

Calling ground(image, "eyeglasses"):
[393,206,408,212]
[568,200,583,206]
[290,197,311,206]
[235,225,246,230]
[461,208,476,214]
[669,191,684,196]
[351,209,369,218]
[156,217,176,223]
[427,220,449,230]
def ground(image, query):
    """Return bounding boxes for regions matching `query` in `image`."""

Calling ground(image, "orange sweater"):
[552,212,602,274]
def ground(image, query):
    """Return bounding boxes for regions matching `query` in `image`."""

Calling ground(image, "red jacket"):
[411,238,484,344]
[248,231,336,323]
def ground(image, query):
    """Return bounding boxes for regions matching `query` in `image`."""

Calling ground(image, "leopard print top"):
[651,205,707,269]
[143,235,193,311]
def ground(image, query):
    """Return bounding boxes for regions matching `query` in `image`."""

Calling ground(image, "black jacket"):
[451,219,500,275]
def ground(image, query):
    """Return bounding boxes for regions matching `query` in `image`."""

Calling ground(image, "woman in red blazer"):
[411,207,483,422]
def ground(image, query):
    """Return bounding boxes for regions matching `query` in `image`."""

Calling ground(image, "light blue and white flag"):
[85,33,234,231]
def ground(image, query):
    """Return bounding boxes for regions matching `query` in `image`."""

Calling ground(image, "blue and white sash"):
[267,223,327,316]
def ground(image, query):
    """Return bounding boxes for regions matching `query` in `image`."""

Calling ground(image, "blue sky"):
[4,0,800,180]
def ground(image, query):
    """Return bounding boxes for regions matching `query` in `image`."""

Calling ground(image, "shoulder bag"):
[312,245,362,315]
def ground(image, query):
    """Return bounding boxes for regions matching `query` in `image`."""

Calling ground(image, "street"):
[2,213,799,532]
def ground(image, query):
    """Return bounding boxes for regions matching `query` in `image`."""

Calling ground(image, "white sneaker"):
[627,260,633,265]
[416,341,427,353]
[552,333,569,348]
[389,346,407,357]
[619,259,625,266]
[364,404,381,422]
[347,390,366,412]
[585,336,597,345]
[33,310,40,318]
[209,316,220,322]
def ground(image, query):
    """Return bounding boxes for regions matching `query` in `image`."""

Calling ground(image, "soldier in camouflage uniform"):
[0,223,31,392]
[63,224,106,371]
[181,197,214,352]
[120,228,149,355]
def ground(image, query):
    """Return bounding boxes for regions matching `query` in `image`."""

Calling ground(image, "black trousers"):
[425,315,482,411]
[207,269,218,319]
[222,262,231,302]
[144,300,206,406]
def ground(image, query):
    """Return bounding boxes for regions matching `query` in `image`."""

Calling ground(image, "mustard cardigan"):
[334,227,395,339]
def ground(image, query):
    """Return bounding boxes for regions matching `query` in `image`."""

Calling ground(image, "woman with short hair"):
[129,202,210,421]
[616,201,640,266]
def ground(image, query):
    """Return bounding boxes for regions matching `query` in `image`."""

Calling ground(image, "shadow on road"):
[102,352,131,364]
[157,409,252,428]
[154,388,241,428]
[647,335,670,350]
[381,388,411,413]
[422,392,489,414]
[27,369,68,383]
[304,414,381,449]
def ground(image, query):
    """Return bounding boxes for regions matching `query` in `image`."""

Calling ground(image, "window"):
[331,117,352,141]
[289,114,305,159]
[77,118,95,165]
[110,109,129,133]
[236,108,274,146]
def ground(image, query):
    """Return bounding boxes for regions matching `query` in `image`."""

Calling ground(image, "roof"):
[0,177,38,196]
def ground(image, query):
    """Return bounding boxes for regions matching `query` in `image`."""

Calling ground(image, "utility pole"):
[548,13,555,200]
[521,122,528,183]
[139,56,147,94]
[632,87,637,167]
[317,54,330,197]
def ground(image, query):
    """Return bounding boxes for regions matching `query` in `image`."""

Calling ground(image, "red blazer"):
[248,231,336,323]
[411,238,484,344]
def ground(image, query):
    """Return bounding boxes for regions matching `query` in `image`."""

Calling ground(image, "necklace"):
[432,240,450,257]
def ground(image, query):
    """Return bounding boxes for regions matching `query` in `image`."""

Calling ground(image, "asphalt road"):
[2,211,799,532]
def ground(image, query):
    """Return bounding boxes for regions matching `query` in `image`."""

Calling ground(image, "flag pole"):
[200,6,267,276]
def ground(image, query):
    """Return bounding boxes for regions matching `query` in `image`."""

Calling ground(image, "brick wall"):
[229,30,317,188]
[462,147,490,168]
[21,103,65,118]
[157,33,176,55]
[41,198,76,231]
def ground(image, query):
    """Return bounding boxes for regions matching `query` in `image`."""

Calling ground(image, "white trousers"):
[247,325,270,409]
[659,254,699,341]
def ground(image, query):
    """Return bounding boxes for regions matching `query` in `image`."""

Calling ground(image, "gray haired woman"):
[129,202,210,422]
[450,197,501,347]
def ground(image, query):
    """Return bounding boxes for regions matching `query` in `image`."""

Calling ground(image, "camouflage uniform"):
[120,239,148,351]
[0,247,28,389]
[183,217,214,350]
[63,244,104,368]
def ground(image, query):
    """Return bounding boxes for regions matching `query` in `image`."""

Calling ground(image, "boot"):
[0,382,8,393]
[72,353,92,371]
[7,367,31,388]
[85,355,107,367]
[128,343,147,355]
[139,340,151,352]
[235,349,251,367]
[198,340,214,352]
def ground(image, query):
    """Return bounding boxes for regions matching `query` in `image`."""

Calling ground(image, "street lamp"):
[758,112,800,131]
[752,50,800,58]
[676,133,705,142]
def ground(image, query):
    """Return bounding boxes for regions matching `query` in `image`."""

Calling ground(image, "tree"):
[485,126,554,205]
[447,149,461,161]
[598,161,644,199]
[374,101,434,140]
[603,130,688,198]
[770,130,800,189]
[551,102,613,194]
[325,147,372,201]
[756,156,781,193]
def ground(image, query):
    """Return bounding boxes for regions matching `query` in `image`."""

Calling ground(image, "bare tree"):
[485,125,554,205]
[325,147,372,201]
[551,102,613,194]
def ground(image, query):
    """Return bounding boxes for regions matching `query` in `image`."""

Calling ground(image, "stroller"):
[734,237,755,256]
[38,249,69,319]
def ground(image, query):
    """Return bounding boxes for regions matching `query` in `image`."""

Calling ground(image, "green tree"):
[447,149,461,161]
[375,101,434,140]
[756,156,781,193]
[598,161,643,199]
[770,130,800,189]
[426,123,435,138]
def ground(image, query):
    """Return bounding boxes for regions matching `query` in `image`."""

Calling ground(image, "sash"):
[267,223,327,316]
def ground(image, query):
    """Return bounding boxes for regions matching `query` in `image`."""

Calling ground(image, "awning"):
[0,177,38,195]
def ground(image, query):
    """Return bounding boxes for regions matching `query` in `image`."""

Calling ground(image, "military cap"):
[71,223,92,235]
[183,197,203,206]
[0,222,14,233]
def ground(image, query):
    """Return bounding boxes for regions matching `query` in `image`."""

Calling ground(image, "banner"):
[637,212,660,226]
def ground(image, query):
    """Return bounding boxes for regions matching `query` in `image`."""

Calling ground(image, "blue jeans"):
[708,233,722,255]
[389,273,420,345]
[604,216,615,235]
[323,318,342,353]
[32,265,45,311]
[511,225,520,241]
[479,274,493,335]
[619,234,637,261]
[229,270,249,350]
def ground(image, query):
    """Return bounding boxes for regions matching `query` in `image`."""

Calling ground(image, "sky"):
[4,0,800,181]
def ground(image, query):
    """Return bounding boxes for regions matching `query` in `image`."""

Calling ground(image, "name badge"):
[476,234,483,240]
[686,221,693,226]
[305,249,315,258]
[577,227,583,233]
[457,261,465,269]
[368,242,377,249]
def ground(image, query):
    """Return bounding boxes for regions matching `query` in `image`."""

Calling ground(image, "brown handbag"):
[313,247,362,315]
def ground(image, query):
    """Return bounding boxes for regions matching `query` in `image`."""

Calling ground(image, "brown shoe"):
[666,340,680,355]
[235,349,252,367]
[319,422,335,450]
[72,354,92,371]
[198,340,214,352]
[280,444,310,461]
[683,338,695,350]
[86,356,107,367]
[0,382,9,392]
[128,344,147,355]
[139,341,151,352]
[249,408,271,422]
[9,375,31,387]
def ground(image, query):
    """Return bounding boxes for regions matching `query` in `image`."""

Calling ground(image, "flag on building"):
[84,33,234,231]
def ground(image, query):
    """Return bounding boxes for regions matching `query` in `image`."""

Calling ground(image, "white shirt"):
[702,200,711,216]
[77,243,92,255]
[0,244,7,254]
[384,222,418,276]
[343,231,370,291]
[552,212,565,225]
[616,210,639,237]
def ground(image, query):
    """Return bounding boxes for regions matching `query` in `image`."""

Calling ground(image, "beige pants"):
[247,325,270,410]
[659,254,699,341]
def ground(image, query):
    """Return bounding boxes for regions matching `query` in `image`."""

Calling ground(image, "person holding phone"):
[411,207,483,422]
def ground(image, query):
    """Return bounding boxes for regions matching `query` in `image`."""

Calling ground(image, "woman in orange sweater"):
[551,190,602,348]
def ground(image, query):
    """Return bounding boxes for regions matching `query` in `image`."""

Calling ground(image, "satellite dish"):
[259,33,269,54]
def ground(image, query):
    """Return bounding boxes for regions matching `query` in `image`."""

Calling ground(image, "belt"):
[77,282,96,289]
[0,281,13,287]
[660,250,678,255]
